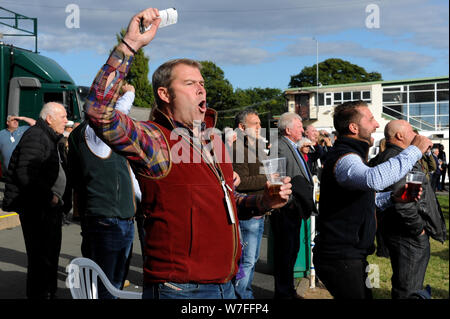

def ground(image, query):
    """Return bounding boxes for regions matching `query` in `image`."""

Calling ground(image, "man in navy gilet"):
[313,100,433,299]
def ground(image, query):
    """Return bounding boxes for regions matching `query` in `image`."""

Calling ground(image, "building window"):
[325,92,332,106]
[362,91,371,100]
[409,91,434,103]
[437,91,449,101]
[318,93,324,106]
[352,91,361,100]
[383,92,407,104]
[409,84,435,91]
[437,82,449,90]
[334,92,342,102]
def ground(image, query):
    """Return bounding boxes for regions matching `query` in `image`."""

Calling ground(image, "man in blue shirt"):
[0,115,36,178]
[313,100,433,299]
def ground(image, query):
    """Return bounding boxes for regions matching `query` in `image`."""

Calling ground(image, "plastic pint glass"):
[261,158,286,197]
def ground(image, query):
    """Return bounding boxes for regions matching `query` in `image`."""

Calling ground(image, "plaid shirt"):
[84,47,267,216]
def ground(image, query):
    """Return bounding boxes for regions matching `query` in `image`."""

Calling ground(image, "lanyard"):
[178,130,236,224]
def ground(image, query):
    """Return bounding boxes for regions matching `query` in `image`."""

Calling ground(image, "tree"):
[289,58,382,88]
[115,29,154,108]
[232,87,286,134]
[199,61,237,129]
[234,87,285,118]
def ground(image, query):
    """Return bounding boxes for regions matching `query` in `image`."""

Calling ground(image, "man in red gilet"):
[84,7,292,299]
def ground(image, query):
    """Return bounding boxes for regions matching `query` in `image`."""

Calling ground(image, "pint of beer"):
[261,158,286,198]
[401,171,425,201]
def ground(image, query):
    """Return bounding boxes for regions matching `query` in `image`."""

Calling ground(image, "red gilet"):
[136,109,241,284]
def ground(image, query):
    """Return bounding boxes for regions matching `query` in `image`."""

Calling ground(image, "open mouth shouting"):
[198,100,207,113]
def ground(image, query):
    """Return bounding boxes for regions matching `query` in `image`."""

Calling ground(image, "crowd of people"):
[0,7,448,300]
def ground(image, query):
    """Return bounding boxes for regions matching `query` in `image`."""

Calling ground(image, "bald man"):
[3,102,71,299]
[371,120,446,299]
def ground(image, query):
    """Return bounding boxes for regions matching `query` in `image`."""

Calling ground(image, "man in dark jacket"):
[2,102,70,299]
[271,112,315,299]
[232,109,269,299]
[313,101,432,299]
[371,120,446,299]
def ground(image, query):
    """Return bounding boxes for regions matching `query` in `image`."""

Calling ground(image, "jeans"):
[234,217,264,299]
[385,233,430,299]
[313,256,373,299]
[143,281,236,299]
[81,217,135,299]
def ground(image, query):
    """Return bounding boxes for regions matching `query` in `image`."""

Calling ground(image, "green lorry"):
[0,42,84,130]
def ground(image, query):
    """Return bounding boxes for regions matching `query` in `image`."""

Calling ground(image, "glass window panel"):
[437,82,449,90]
[362,91,371,100]
[353,91,361,100]
[438,102,449,115]
[383,93,407,103]
[382,104,403,119]
[409,103,435,116]
[437,115,449,128]
[437,91,449,101]
[409,84,434,91]
[343,92,351,100]
[326,98,332,105]
[318,93,324,106]
[409,91,434,103]
[334,92,342,101]
[383,87,402,92]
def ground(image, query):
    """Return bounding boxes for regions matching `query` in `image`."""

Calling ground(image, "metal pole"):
[316,38,319,106]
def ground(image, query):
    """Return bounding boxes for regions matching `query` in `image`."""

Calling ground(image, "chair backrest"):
[67,257,142,299]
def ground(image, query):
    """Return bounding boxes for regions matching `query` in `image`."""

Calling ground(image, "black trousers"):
[313,256,373,299]
[270,211,301,299]
[19,208,62,299]
[385,233,430,299]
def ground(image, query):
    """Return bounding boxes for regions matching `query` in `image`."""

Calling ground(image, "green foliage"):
[289,58,382,88]
[116,29,154,108]
[199,61,237,128]
[199,61,287,129]
[233,87,285,128]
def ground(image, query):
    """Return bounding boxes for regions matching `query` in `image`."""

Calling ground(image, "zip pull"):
[222,180,236,224]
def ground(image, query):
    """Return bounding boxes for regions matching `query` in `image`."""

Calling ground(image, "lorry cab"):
[0,43,83,130]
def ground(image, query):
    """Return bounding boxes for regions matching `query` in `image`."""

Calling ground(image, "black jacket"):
[2,118,71,214]
[371,143,446,242]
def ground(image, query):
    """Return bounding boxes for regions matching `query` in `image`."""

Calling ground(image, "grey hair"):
[7,114,18,121]
[278,112,302,135]
[298,137,312,148]
[40,102,64,120]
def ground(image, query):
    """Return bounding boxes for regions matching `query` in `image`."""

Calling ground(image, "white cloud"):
[1,0,447,82]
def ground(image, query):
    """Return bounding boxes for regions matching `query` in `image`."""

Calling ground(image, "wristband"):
[121,38,137,55]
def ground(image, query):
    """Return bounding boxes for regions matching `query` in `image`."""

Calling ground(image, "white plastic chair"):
[67,257,142,299]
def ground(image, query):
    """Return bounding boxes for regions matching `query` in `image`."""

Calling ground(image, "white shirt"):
[85,91,142,201]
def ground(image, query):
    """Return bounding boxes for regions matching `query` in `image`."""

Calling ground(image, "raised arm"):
[84,8,170,178]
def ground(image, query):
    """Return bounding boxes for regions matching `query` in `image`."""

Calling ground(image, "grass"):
[367,194,449,299]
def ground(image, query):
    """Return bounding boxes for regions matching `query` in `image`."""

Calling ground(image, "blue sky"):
[1,0,448,90]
